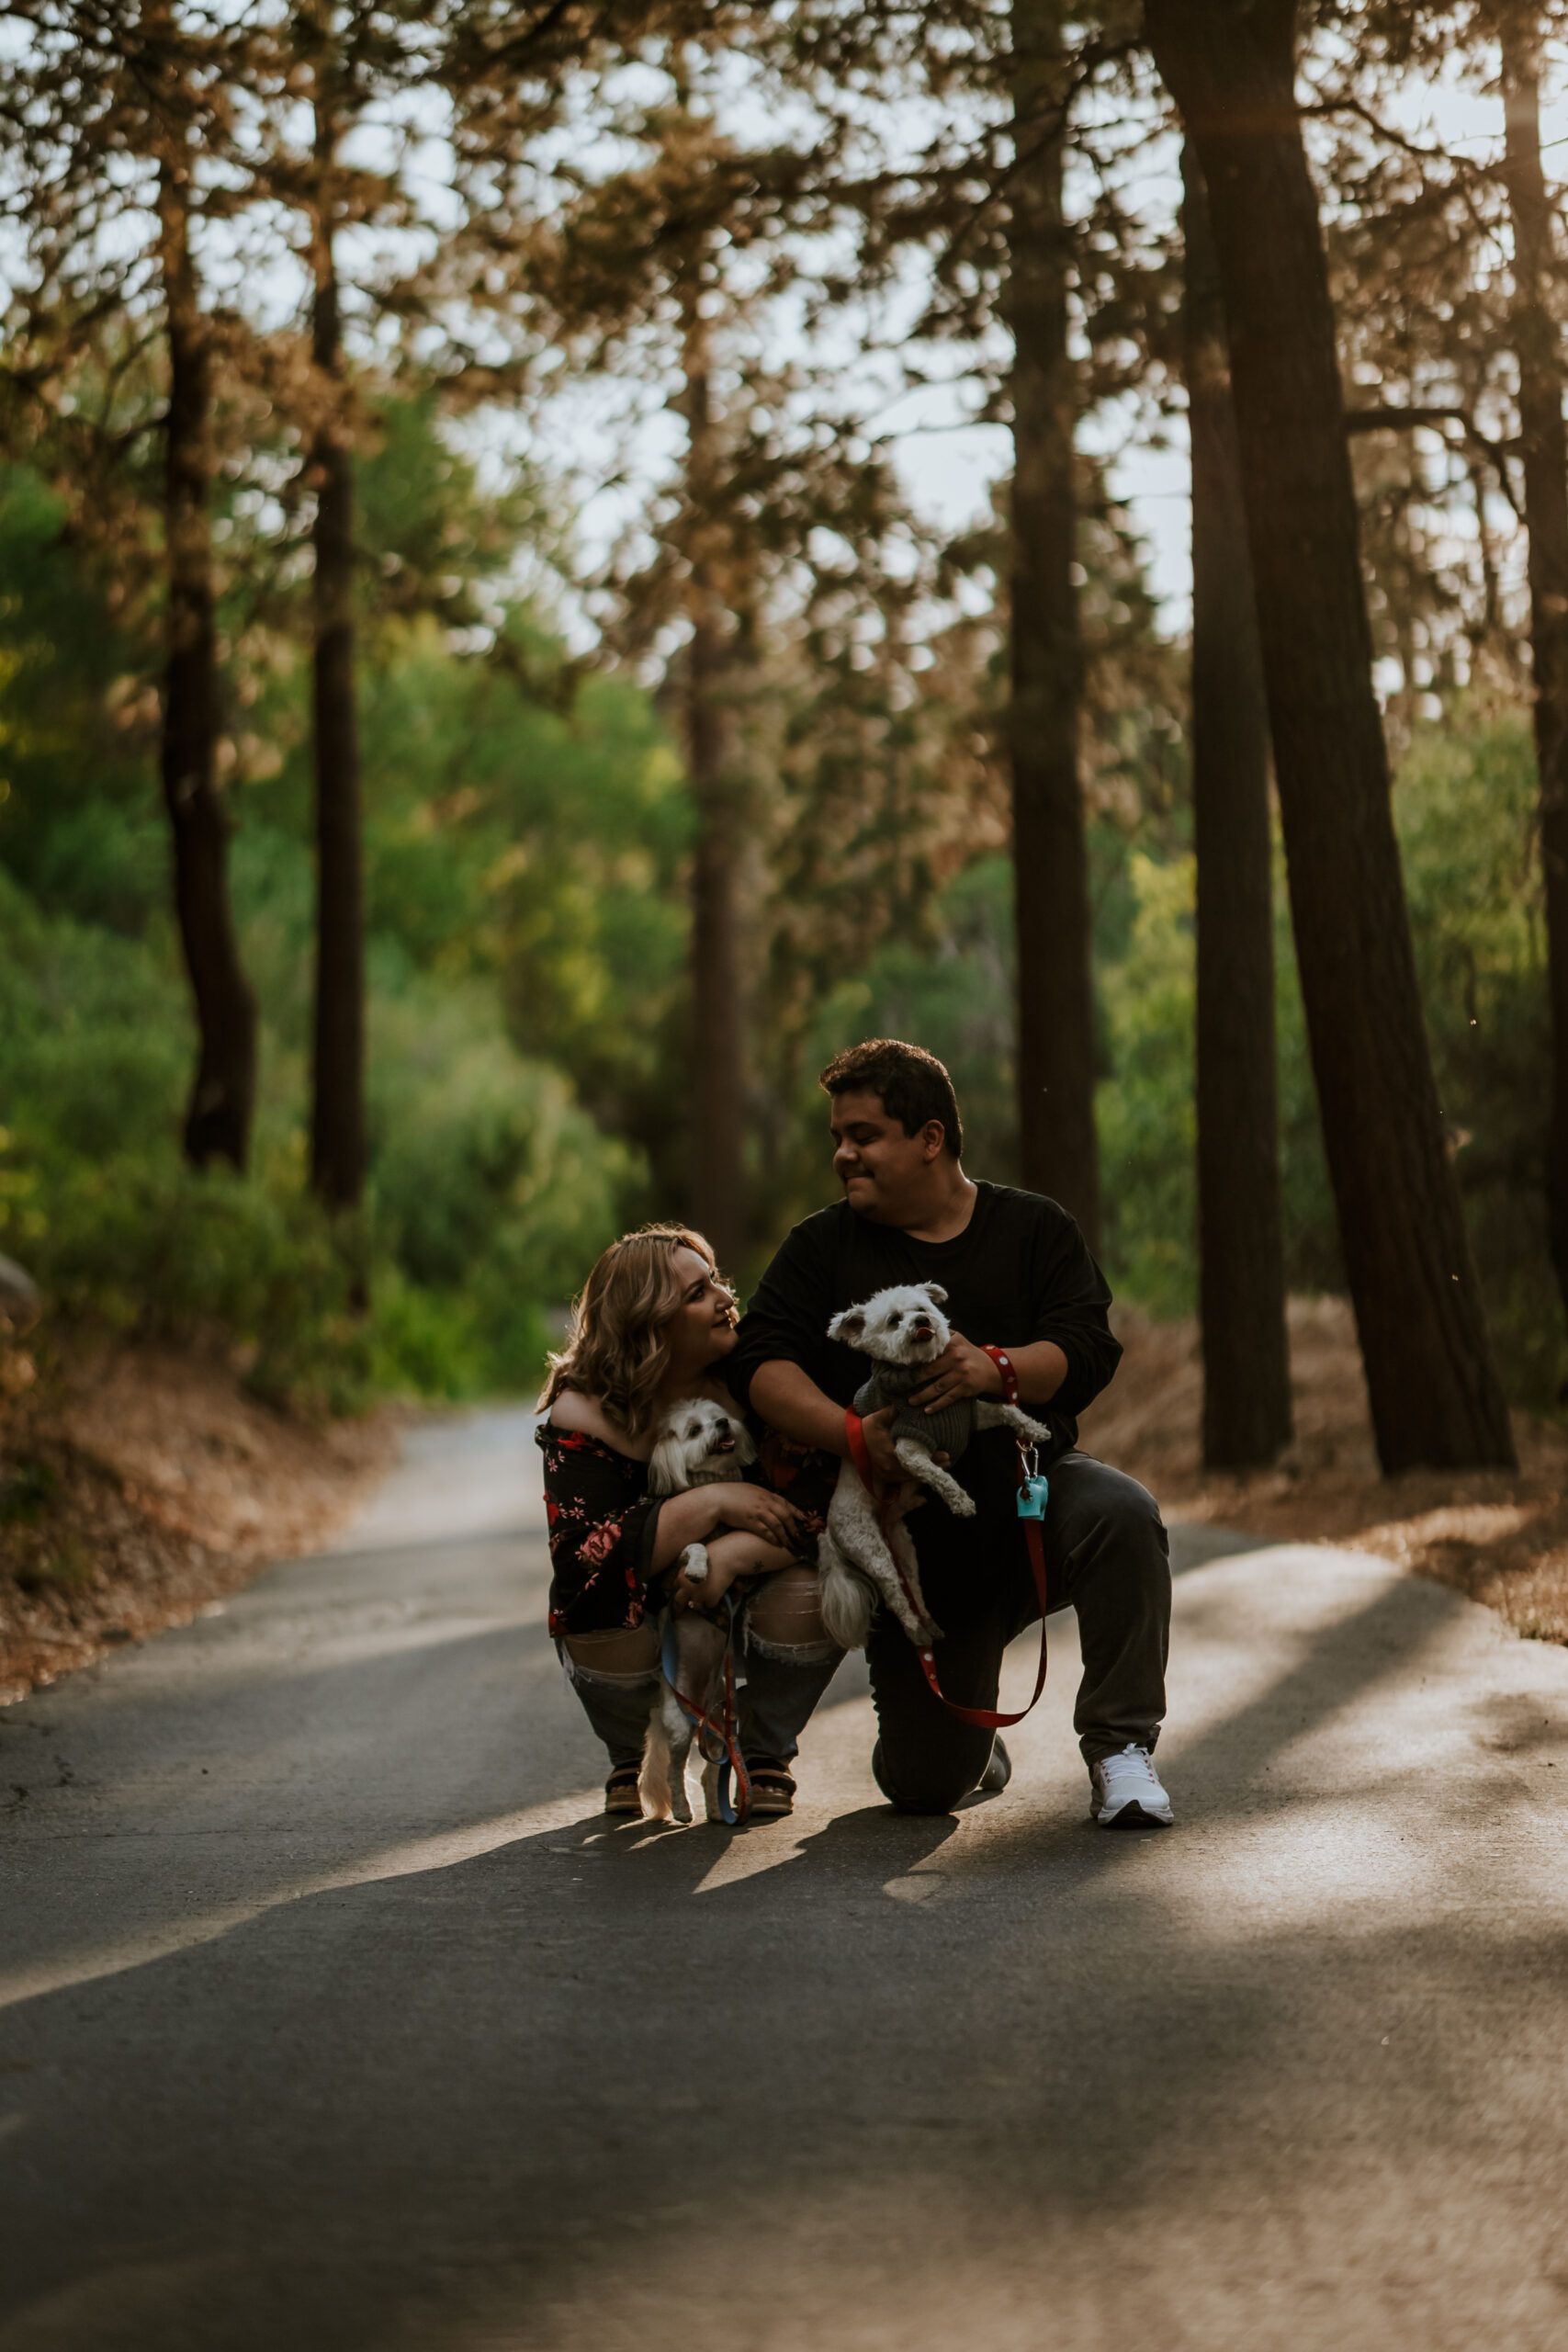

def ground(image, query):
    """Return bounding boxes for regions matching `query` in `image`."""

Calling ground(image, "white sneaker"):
[1089,1744,1173,1828]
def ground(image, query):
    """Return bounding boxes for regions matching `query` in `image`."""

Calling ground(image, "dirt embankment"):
[0,1340,397,1703]
[1079,1296,1568,1643]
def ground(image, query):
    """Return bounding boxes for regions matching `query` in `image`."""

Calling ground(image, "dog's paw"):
[893,1607,941,1649]
[702,1756,725,1823]
[918,1470,976,1519]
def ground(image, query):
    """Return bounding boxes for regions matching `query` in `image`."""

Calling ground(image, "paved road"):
[4,1412,1568,2352]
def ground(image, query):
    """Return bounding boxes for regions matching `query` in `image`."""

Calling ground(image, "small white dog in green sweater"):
[817,1283,1052,1651]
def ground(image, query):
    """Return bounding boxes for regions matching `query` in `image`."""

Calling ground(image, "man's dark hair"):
[818,1038,964,1159]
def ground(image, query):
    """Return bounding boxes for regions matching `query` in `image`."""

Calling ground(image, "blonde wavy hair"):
[537,1225,736,1442]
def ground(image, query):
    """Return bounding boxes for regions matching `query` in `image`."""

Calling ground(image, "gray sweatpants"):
[869,1449,1170,1813]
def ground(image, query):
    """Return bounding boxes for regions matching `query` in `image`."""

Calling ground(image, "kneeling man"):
[728,1036,1172,1826]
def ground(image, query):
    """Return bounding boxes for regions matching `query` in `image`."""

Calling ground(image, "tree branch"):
[1345,403,1520,517]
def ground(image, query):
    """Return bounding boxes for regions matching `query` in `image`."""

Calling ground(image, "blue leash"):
[660,1591,751,1826]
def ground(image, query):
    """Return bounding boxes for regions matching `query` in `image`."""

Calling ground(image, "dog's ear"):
[646,1427,686,1497]
[922,1284,948,1306]
[829,1306,867,1346]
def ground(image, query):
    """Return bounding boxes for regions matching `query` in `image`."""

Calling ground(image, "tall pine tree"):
[1181,140,1292,1468]
[1145,0,1515,1471]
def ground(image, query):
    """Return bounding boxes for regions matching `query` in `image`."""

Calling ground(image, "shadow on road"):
[5,1536,1568,2352]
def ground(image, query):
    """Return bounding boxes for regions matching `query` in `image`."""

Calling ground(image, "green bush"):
[367,975,629,1392]
[0,804,627,1409]
[1395,715,1563,1408]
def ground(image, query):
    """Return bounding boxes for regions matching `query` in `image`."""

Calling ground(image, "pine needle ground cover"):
[1083,1300,1568,1646]
[0,1339,394,1702]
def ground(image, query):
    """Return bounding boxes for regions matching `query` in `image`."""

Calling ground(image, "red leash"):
[845,1344,1050,1728]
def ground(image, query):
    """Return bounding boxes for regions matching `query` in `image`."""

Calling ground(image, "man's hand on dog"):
[909,1332,1005,1415]
[859,1405,946,1482]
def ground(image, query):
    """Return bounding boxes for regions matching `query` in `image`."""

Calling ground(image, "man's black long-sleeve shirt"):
[727,1182,1121,1479]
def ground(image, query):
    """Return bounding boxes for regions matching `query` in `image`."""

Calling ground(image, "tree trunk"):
[1182,141,1292,1468]
[1006,0,1100,1249]
[308,98,366,1216]
[679,276,746,1278]
[1498,14,1568,1332]
[156,161,257,1173]
[1145,0,1515,1471]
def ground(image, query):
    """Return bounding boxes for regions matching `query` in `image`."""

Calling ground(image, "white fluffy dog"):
[817,1283,1053,1652]
[638,1395,756,1823]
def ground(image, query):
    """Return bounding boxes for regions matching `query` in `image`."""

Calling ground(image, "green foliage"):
[801,845,1211,1314]
[802,856,1019,1203]
[0,1458,59,1527]
[1395,715,1562,1408]
[796,727,1559,1416]
[1086,717,1560,1404]
[17,1536,93,1594]
[0,466,165,933]
[367,973,628,1385]
[0,849,637,1407]
[0,410,664,1407]
[1096,854,1198,1317]
[1272,894,1340,1300]
[1,380,1561,1421]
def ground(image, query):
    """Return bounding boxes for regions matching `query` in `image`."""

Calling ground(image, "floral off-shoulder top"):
[536,1420,664,1638]
[536,1414,830,1640]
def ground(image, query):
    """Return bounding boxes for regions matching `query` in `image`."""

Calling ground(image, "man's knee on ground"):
[874,1731,991,1816]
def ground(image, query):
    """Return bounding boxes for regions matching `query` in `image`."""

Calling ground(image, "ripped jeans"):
[558,1566,842,1773]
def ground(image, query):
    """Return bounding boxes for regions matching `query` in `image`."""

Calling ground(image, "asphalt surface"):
[4,1410,1568,2351]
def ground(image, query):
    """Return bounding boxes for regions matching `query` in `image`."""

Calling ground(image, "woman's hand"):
[670,1559,725,1613]
[708,1484,806,1548]
[669,1532,800,1612]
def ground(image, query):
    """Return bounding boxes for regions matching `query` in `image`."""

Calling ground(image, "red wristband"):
[844,1408,878,1488]
[982,1345,1019,1405]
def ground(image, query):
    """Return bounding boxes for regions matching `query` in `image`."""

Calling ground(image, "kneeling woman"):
[537,1224,840,1820]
